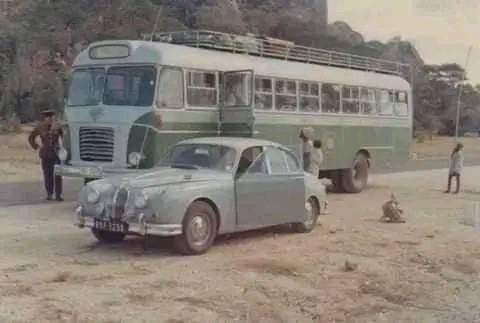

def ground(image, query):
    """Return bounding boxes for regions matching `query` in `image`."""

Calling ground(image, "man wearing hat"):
[28,109,64,201]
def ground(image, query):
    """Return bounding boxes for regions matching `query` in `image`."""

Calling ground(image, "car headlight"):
[86,186,101,204]
[134,190,149,209]
[128,152,143,166]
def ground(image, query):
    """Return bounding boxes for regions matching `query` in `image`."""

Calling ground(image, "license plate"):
[94,219,127,233]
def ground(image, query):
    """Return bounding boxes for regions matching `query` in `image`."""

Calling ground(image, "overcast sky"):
[329,0,479,84]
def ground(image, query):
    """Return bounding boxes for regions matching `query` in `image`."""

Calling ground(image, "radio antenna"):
[150,7,163,41]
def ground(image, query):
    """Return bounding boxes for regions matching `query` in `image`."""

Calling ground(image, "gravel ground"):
[1,167,480,322]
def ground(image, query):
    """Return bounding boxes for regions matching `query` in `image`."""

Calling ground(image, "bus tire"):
[341,155,369,193]
[330,170,344,193]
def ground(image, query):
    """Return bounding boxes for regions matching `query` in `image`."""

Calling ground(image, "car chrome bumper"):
[55,165,104,178]
[56,165,144,179]
[75,206,182,237]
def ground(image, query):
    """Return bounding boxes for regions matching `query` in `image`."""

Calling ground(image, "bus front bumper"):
[55,165,142,179]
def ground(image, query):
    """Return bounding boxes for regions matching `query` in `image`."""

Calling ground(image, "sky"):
[329,0,479,84]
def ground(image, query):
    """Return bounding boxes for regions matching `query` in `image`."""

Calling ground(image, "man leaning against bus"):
[28,109,64,202]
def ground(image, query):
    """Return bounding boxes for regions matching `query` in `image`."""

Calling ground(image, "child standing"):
[445,143,464,194]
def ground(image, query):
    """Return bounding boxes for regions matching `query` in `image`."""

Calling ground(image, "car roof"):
[176,137,284,151]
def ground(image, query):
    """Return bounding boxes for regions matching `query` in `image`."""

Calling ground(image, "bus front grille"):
[79,127,114,162]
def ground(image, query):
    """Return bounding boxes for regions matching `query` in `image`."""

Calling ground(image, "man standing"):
[28,110,64,201]
[299,127,314,172]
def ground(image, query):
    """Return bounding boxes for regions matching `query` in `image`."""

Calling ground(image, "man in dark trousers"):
[28,110,64,201]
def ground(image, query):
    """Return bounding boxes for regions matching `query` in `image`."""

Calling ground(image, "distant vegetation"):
[0,0,479,136]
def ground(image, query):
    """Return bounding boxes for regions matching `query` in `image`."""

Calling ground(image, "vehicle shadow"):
[78,225,296,257]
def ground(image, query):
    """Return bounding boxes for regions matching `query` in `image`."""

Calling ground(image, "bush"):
[0,114,22,134]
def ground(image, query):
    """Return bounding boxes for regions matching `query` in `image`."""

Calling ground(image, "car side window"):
[237,146,263,176]
[266,148,289,174]
[284,150,301,173]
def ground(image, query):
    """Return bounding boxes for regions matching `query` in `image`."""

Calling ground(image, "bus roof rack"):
[142,30,411,79]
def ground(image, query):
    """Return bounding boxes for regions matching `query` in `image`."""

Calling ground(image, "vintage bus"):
[56,30,412,193]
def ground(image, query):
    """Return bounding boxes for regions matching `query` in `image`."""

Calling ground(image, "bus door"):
[220,70,254,137]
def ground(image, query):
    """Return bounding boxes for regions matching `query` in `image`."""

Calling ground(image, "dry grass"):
[413,136,480,159]
[50,271,73,283]
[241,258,303,277]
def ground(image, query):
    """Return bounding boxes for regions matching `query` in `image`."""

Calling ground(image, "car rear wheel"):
[174,201,218,255]
[292,197,319,233]
[91,229,126,244]
[341,154,369,193]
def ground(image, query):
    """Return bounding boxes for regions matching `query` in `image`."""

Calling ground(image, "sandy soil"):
[1,166,480,322]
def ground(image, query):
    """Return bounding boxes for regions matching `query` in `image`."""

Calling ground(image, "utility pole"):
[455,46,473,141]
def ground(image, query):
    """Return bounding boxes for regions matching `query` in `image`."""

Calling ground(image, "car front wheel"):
[174,201,218,255]
[91,229,126,244]
[292,197,319,233]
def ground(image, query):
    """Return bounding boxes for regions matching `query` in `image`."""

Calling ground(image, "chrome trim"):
[79,126,115,162]
[79,218,182,237]
[112,185,130,220]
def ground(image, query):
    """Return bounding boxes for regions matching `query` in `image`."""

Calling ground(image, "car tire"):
[91,229,126,244]
[292,197,319,233]
[174,201,218,255]
[84,178,96,185]
[340,154,369,193]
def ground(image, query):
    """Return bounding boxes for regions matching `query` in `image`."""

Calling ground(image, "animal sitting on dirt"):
[381,194,405,223]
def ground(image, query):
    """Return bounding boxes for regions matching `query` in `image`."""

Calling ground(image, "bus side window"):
[394,91,408,117]
[275,79,297,112]
[255,77,273,111]
[321,83,341,113]
[342,86,360,114]
[186,70,218,108]
[157,68,184,109]
[360,88,376,115]
[378,90,393,116]
[299,82,320,113]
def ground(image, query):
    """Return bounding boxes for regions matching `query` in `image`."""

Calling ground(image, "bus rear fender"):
[356,149,371,168]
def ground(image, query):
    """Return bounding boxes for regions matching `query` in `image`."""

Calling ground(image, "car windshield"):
[161,144,237,172]
[68,68,105,106]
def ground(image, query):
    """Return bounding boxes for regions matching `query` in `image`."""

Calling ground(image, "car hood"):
[93,167,232,189]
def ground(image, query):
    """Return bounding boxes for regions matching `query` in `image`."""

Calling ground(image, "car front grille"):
[112,186,129,219]
[79,127,114,162]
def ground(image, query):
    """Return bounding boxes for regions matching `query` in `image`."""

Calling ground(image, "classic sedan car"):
[75,137,327,255]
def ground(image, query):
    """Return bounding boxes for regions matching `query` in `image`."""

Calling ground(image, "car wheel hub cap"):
[191,215,209,244]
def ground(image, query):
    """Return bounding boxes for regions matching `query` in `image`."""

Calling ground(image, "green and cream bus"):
[56,30,412,193]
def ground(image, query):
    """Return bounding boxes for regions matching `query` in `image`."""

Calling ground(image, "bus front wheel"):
[340,155,369,193]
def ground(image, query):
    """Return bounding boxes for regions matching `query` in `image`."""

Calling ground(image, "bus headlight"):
[128,152,143,166]
[134,190,149,209]
[58,148,68,162]
[86,186,101,204]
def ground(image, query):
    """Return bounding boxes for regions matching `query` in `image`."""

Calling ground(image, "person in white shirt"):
[445,143,464,194]
[299,127,314,172]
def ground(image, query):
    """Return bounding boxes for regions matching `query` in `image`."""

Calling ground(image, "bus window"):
[255,77,273,111]
[68,68,105,106]
[157,68,184,109]
[321,84,341,113]
[360,88,376,115]
[275,79,297,112]
[224,71,252,107]
[299,82,320,113]
[342,86,360,114]
[186,70,218,107]
[377,90,393,115]
[394,91,408,117]
[104,66,156,106]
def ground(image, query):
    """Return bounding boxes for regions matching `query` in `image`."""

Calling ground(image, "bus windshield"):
[103,66,156,106]
[68,66,157,107]
[68,68,105,106]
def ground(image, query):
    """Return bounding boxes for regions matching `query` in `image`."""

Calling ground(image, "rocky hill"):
[0,0,478,135]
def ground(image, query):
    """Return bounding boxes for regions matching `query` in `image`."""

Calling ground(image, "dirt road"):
[1,167,480,322]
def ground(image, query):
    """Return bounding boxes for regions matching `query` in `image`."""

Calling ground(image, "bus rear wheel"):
[341,155,369,193]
